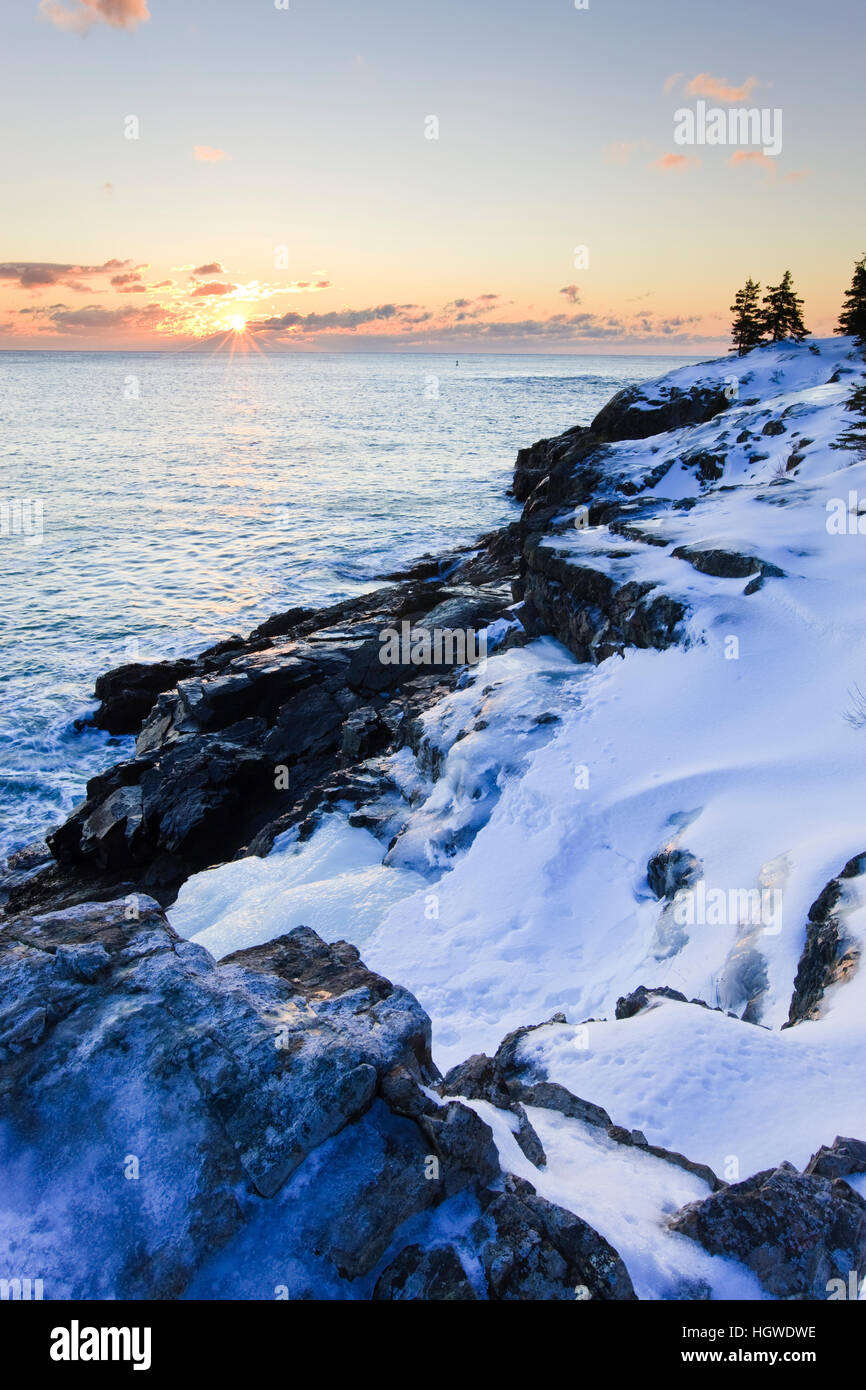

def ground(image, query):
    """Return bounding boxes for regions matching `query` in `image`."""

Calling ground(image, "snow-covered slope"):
[169,336,866,1297]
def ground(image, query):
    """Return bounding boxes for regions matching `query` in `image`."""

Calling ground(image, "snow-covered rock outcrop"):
[4,336,866,1300]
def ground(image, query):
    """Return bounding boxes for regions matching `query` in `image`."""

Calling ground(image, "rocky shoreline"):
[1,374,727,921]
[4,345,866,1299]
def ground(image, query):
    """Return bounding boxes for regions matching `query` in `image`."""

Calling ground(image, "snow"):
[168,336,866,1298]
[169,816,427,958]
[446,1095,763,1300]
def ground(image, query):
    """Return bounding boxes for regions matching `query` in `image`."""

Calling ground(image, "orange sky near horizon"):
[1,0,863,353]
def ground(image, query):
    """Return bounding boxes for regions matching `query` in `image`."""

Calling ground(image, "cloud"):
[784,168,811,182]
[191,262,224,277]
[684,73,760,102]
[274,279,333,294]
[664,72,684,94]
[40,0,150,35]
[193,146,230,163]
[252,304,401,332]
[440,293,501,321]
[651,153,700,172]
[150,279,173,288]
[23,302,168,333]
[559,285,581,304]
[240,296,711,350]
[189,281,236,297]
[110,271,142,286]
[0,258,131,290]
[728,150,775,174]
[605,140,638,165]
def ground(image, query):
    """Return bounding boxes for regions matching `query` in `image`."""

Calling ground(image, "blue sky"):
[1,0,863,349]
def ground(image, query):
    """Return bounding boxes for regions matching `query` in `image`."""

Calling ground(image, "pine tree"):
[730,278,764,355]
[761,271,809,343]
[837,254,866,348]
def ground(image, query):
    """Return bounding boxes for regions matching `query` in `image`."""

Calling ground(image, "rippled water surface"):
[0,349,699,855]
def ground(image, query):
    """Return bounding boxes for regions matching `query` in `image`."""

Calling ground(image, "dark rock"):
[507,1079,612,1132]
[671,546,760,578]
[786,855,865,1025]
[512,425,597,504]
[615,984,690,1019]
[520,540,685,665]
[0,901,445,1293]
[681,450,726,483]
[473,1174,636,1300]
[511,1105,548,1168]
[249,606,318,641]
[373,1244,477,1300]
[4,840,52,873]
[590,383,729,443]
[441,1051,514,1109]
[301,1100,447,1280]
[0,840,53,908]
[671,546,786,592]
[439,1052,547,1167]
[93,659,197,735]
[669,1161,866,1299]
[13,575,516,913]
[0,898,524,1297]
[417,1101,501,1196]
[340,706,389,762]
[805,1136,866,1180]
[647,847,703,901]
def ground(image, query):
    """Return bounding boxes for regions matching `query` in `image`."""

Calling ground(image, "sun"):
[229,315,246,333]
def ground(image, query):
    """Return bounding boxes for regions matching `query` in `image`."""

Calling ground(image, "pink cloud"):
[605,140,638,166]
[728,150,775,175]
[784,168,812,182]
[685,73,760,102]
[0,258,132,291]
[193,147,230,163]
[651,153,701,172]
[21,302,169,333]
[40,0,150,34]
[190,282,236,297]
[663,72,684,94]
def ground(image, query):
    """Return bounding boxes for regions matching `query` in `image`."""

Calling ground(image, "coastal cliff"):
[4,336,866,1300]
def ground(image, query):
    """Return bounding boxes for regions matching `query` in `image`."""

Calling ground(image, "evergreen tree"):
[761,271,809,342]
[730,278,764,355]
[837,254,866,348]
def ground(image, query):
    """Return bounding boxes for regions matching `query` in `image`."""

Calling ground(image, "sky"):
[0,0,863,353]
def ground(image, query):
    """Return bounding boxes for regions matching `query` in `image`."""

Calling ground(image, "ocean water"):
[0,349,700,858]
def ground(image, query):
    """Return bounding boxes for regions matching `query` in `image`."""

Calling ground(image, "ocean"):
[0,349,700,857]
